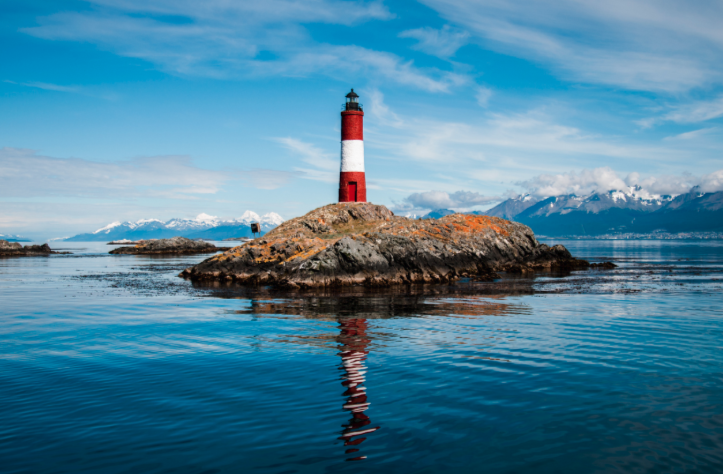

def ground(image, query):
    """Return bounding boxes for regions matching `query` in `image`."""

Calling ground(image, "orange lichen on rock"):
[442,214,511,237]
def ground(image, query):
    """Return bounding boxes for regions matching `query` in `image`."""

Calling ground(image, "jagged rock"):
[179,203,589,288]
[110,237,220,255]
[0,240,69,257]
[590,262,618,269]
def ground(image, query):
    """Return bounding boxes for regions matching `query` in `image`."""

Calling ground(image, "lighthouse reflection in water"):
[231,290,520,464]
[337,318,379,461]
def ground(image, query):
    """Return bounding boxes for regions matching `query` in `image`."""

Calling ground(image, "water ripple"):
[1,241,723,472]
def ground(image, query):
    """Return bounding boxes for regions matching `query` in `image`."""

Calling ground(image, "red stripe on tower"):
[339,89,367,203]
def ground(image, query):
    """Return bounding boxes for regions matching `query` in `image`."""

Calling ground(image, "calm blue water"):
[1,240,722,473]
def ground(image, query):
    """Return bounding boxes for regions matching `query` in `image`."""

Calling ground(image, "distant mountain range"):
[422,186,723,236]
[0,234,30,242]
[65,212,284,242]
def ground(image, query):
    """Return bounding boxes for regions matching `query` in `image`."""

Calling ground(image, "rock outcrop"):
[110,237,220,255]
[180,203,589,288]
[108,239,149,245]
[0,240,69,257]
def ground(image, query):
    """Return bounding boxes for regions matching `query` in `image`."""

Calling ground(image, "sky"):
[1,0,723,239]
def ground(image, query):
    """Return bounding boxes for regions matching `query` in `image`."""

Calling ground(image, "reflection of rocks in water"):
[337,319,379,461]
[192,278,536,301]
[196,280,534,324]
[233,292,525,322]
[238,294,527,361]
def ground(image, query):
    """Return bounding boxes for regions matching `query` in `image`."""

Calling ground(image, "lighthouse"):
[339,89,366,203]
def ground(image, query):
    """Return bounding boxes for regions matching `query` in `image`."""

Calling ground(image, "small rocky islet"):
[0,240,69,257]
[180,202,597,288]
[110,236,220,255]
[107,239,149,245]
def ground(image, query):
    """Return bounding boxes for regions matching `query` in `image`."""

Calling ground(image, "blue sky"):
[2,0,723,238]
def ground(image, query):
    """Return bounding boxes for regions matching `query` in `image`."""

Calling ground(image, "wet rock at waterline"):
[0,240,70,257]
[180,203,591,288]
[110,236,220,255]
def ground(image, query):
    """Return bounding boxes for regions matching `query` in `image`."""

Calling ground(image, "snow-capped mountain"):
[419,193,540,220]
[65,212,285,242]
[421,186,723,236]
[481,193,539,220]
[512,187,720,236]
[518,186,674,218]
[0,233,30,242]
[419,209,456,219]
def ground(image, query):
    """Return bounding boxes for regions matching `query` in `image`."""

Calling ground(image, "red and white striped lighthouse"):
[339,89,366,203]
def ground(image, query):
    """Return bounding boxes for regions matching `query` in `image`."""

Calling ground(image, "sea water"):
[1,240,722,473]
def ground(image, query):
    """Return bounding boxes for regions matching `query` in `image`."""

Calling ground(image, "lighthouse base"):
[339,172,367,203]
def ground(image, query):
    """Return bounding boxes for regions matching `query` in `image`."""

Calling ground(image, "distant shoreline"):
[538,232,723,240]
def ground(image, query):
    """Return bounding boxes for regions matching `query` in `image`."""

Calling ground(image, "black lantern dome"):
[344,89,362,111]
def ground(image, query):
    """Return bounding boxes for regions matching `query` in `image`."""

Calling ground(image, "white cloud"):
[516,166,721,197]
[631,173,700,195]
[87,0,393,25]
[366,92,673,167]
[699,169,723,193]
[418,0,723,92]
[0,147,288,198]
[516,167,628,198]
[399,189,499,211]
[664,128,717,141]
[3,80,119,100]
[274,137,338,183]
[242,169,298,190]
[635,117,658,129]
[23,1,468,93]
[475,86,492,107]
[4,80,80,93]
[640,96,723,128]
[664,96,723,123]
[365,88,403,127]
[0,201,140,235]
[399,25,470,58]
[274,137,337,171]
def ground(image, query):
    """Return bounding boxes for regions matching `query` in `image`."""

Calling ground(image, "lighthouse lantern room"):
[345,89,361,110]
[339,89,366,203]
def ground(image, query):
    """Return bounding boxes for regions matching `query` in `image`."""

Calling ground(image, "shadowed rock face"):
[110,236,219,255]
[180,203,589,288]
[0,240,66,257]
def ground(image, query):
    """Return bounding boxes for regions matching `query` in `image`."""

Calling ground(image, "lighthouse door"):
[348,182,358,202]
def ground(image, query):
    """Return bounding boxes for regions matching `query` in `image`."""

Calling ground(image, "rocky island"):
[180,203,591,288]
[0,240,70,257]
[110,236,220,255]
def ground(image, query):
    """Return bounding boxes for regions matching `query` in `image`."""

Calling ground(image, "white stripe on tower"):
[340,140,364,172]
